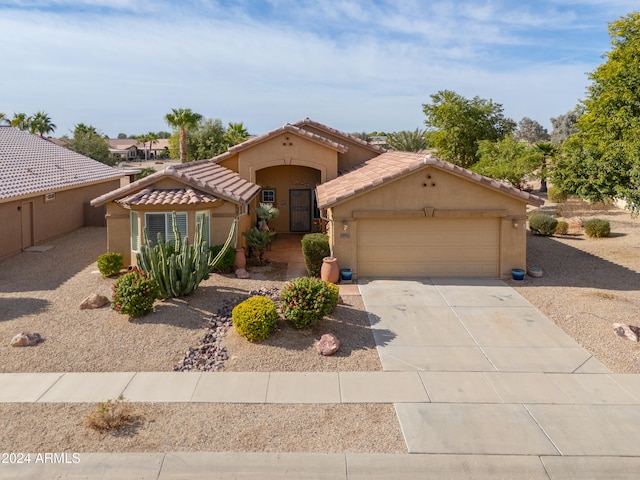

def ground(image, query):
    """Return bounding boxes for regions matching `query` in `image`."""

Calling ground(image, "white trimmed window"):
[131,211,139,251]
[144,212,187,246]
[261,189,275,203]
[196,211,210,247]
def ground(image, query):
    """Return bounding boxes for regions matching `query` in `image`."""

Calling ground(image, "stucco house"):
[90,161,261,265]
[0,126,124,260]
[92,119,543,278]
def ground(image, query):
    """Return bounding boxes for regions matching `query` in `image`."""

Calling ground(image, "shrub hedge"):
[584,218,611,238]
[301,233,330,277]
[232,296,279,342]
[529,214,558,236]
[279,276,339,329]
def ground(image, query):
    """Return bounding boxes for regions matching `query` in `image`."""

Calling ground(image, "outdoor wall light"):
[512,219,519,228]
[343,220,348,231]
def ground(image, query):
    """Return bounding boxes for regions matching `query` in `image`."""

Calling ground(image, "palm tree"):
[535,142,559,193]
[29,111,56,138]
[386,128,427,152]
[164,108,202,163]
[0,113,9,126]
[224,122,249,147]
[11,113,30,130]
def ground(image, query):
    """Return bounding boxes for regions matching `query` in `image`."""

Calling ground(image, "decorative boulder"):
[316,333,340,356]
[613,323,640,342]
[235,268,250,279]
[80,293,110,310]
[10,332,43,347]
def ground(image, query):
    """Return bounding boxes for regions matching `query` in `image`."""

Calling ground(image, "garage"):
[356,217,499,277]
[316,151,543,279]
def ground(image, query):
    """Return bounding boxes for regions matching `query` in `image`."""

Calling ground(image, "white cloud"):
[0,0,637,136]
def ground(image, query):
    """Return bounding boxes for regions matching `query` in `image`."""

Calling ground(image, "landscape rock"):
[235,268,250,279]
[80,293,110,310]
[316,333,340,356]
[10,332,43,347]
[613,323,640,342]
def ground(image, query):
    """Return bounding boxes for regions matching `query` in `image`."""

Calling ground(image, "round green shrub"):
[111,268,158,317]
[301,233,330,277]
[584,218,611,238]
[279,277,340,329]
[98,252,124,277]
[209,244,236,273]
[547,186,568,203]
[232,296,278,342]
[529,214,558,236]
[554,220,569,236]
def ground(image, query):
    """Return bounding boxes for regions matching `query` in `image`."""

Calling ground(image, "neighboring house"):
[92,118,543,278]
[137,138,170,160]
[0,127,124,260]
[90,162,260,266]
[107,139,138,161]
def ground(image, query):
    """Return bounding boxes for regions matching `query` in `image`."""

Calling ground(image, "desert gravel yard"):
[1,197,639,454]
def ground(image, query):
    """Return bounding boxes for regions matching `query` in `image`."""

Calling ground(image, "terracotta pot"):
[320,256,340,283]
[235,247,247,270]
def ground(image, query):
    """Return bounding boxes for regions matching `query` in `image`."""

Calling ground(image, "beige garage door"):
[357,217,499,277]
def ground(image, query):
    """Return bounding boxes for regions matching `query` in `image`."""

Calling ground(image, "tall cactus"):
[137,212,214,299]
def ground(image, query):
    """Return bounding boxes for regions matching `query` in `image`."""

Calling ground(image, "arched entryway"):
[256,165,321,233]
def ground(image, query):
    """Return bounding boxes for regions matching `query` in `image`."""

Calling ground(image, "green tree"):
[473,136,542,188]
[534,142,559,192]
[164,108,203,163]
[11,113,30,130]
[551,12,640,214]
[550,109,581,145]
[69,123,113,165]
[137,131,158,161]
[514,117,549,143]
[117,132,128,139]
[423,90,516,168]
[224,122,249,147]
[0,113,9,125]
[29,111,56,138]
[169,117,228,161]
[386,128,428,152]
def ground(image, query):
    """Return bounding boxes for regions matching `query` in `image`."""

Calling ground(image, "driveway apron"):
[358,277,640,462]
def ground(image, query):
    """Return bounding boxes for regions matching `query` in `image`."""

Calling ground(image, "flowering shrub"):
[111,268,158,318]
[279,277,339,329]
[232,296,279,342]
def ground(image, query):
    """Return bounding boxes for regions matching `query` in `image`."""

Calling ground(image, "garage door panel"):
[357,218,499,278]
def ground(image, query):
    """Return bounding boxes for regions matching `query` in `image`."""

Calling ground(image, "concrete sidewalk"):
[3,278,640,479]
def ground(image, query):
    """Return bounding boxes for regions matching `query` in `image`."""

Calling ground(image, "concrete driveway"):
[359,277,640,476]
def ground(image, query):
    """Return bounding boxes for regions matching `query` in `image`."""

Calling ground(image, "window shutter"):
[167,212,188,243]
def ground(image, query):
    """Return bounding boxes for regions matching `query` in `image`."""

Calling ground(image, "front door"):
[289,189,311,232]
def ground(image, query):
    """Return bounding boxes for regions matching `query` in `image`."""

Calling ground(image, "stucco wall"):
[0,180,120,260]
[237,133,338,183]
[105,200,238,266]
[255,165,321,233]
[327,166,528,279]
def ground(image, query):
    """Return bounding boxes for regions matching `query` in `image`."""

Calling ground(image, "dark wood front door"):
[289,189,311,232]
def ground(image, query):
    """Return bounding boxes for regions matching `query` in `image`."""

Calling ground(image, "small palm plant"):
[255,202,279,231]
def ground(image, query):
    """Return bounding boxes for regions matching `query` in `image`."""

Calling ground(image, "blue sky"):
[0,0,638,137]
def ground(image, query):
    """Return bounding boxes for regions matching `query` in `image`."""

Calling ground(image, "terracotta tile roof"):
[91,159,260,207]
[316,151,545,209]
[293,118,387,154]
[0,127,123,202]
[116,187,220,207]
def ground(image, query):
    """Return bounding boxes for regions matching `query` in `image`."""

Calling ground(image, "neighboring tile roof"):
[91,159,260,207]
[116,187,220,207]
[107,139,137,150]
[293,118,387,154]
[316,151,545,209]
[0,127,123,202]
